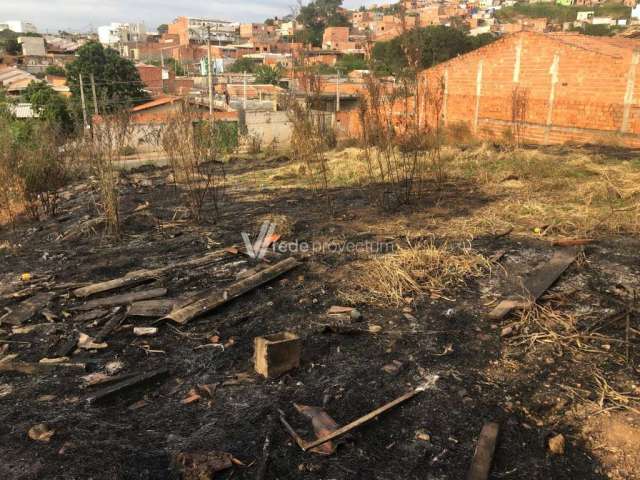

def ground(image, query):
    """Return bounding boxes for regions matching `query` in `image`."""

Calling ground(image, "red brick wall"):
[418,32,640,147]
[137,65,163,96]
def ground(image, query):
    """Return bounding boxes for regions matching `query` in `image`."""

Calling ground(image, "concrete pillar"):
[474,60,484,133]
[621,49,640,134]
[544,54,560,145]
[513,40,522,84]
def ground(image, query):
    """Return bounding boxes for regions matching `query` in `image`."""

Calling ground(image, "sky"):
[1,0,382,33]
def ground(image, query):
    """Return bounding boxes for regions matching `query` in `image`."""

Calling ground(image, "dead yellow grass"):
[432,145,640,238]
[341,241,490,306]
[235,142,640,239]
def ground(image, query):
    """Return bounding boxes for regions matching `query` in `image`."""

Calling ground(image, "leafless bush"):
[0,116,21,230]
[0,118,71,224]
[511,86,529,149]
[161,105,226,222]
[18,123,69,218]
[358,73,433,207]
[289,69,336,213]
[247,134,262,155]
[89,109,131,238]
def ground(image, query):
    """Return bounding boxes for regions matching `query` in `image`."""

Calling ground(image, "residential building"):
[137,63,174,96]
[18,36,46,56]
[322,27,350,50]
[371,15,405,41]
[44,35,85,54]
[0,66,36,93]
[279,21,296,37]
[168,16,238,46]
[500,17,548,33]
[8,103,37,118]
[576,11,595,22]
[98,22,147,46]
[0,20,37,33]
[592,16,616,25]
[239,23,278,40]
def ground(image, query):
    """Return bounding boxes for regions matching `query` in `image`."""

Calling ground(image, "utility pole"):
[243,71,248,110]
[336,69,341,113]
[79,73,88,132]
[207,25,213,115]
[90,73,99,115]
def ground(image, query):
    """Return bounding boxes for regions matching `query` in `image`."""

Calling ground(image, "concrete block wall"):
[419,31,640,147]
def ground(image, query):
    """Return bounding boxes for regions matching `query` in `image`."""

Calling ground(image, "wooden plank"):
[54,334,79,358]
[85,367,169,404]
[73,270,160,299]
[73,288,167,311]
[467,422,500,480]
[128,299,176,318]
[94,313,126,343]
[297,384,428,452]
[488,247,579,320]
[73,251,227,298]
[0,360,85,375]
[1,292,55,326]
[164,257,299,325]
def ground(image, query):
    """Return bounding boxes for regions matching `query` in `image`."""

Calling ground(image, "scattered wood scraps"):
[164,257,299,325]
[488,247,580,320]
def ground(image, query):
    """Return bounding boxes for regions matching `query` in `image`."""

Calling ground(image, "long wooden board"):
[85,367,169,404]
[73,250,228,298]
[72,288,168,311]
[488,247,579,320]
[128,299,176,318]
[467,422,500,480]
[164,257,299,325]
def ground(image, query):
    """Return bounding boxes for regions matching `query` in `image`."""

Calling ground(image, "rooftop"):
[130,96,180,112]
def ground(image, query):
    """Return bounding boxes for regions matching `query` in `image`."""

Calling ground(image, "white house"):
[98,22,147,46]
[576,11,594,22]
[18,36,46,56]
[0,20,37,33]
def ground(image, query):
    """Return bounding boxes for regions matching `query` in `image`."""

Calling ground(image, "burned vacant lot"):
[1,142,639,480]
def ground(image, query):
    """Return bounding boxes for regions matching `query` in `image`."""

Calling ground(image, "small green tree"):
[297,0,349,46]
[228,57,259,73]
[21,82,73,134]
[255,64,283,85]
[66,42,148,114]
[0,29,20,55]
[157,24,168,35]
[45,65,66,77]
[336,54,368,73]
[371,26,496,77]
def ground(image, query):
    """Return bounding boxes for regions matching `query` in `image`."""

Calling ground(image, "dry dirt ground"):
[0,145,639,479]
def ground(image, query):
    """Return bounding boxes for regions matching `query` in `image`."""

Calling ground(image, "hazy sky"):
[1,0,381,33]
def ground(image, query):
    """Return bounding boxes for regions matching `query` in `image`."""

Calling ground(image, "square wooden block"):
[254,332,301,379]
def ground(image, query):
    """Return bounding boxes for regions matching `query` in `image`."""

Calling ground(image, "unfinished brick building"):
[419,31,640,147]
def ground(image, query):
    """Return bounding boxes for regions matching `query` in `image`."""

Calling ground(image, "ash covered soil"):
[0,157,639,480]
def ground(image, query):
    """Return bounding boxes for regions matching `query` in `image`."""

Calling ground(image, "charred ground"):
[1,146,639,479]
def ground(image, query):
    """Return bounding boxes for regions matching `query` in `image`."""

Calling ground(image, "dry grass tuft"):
[504,303,640,414]
[341,241,490,306]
